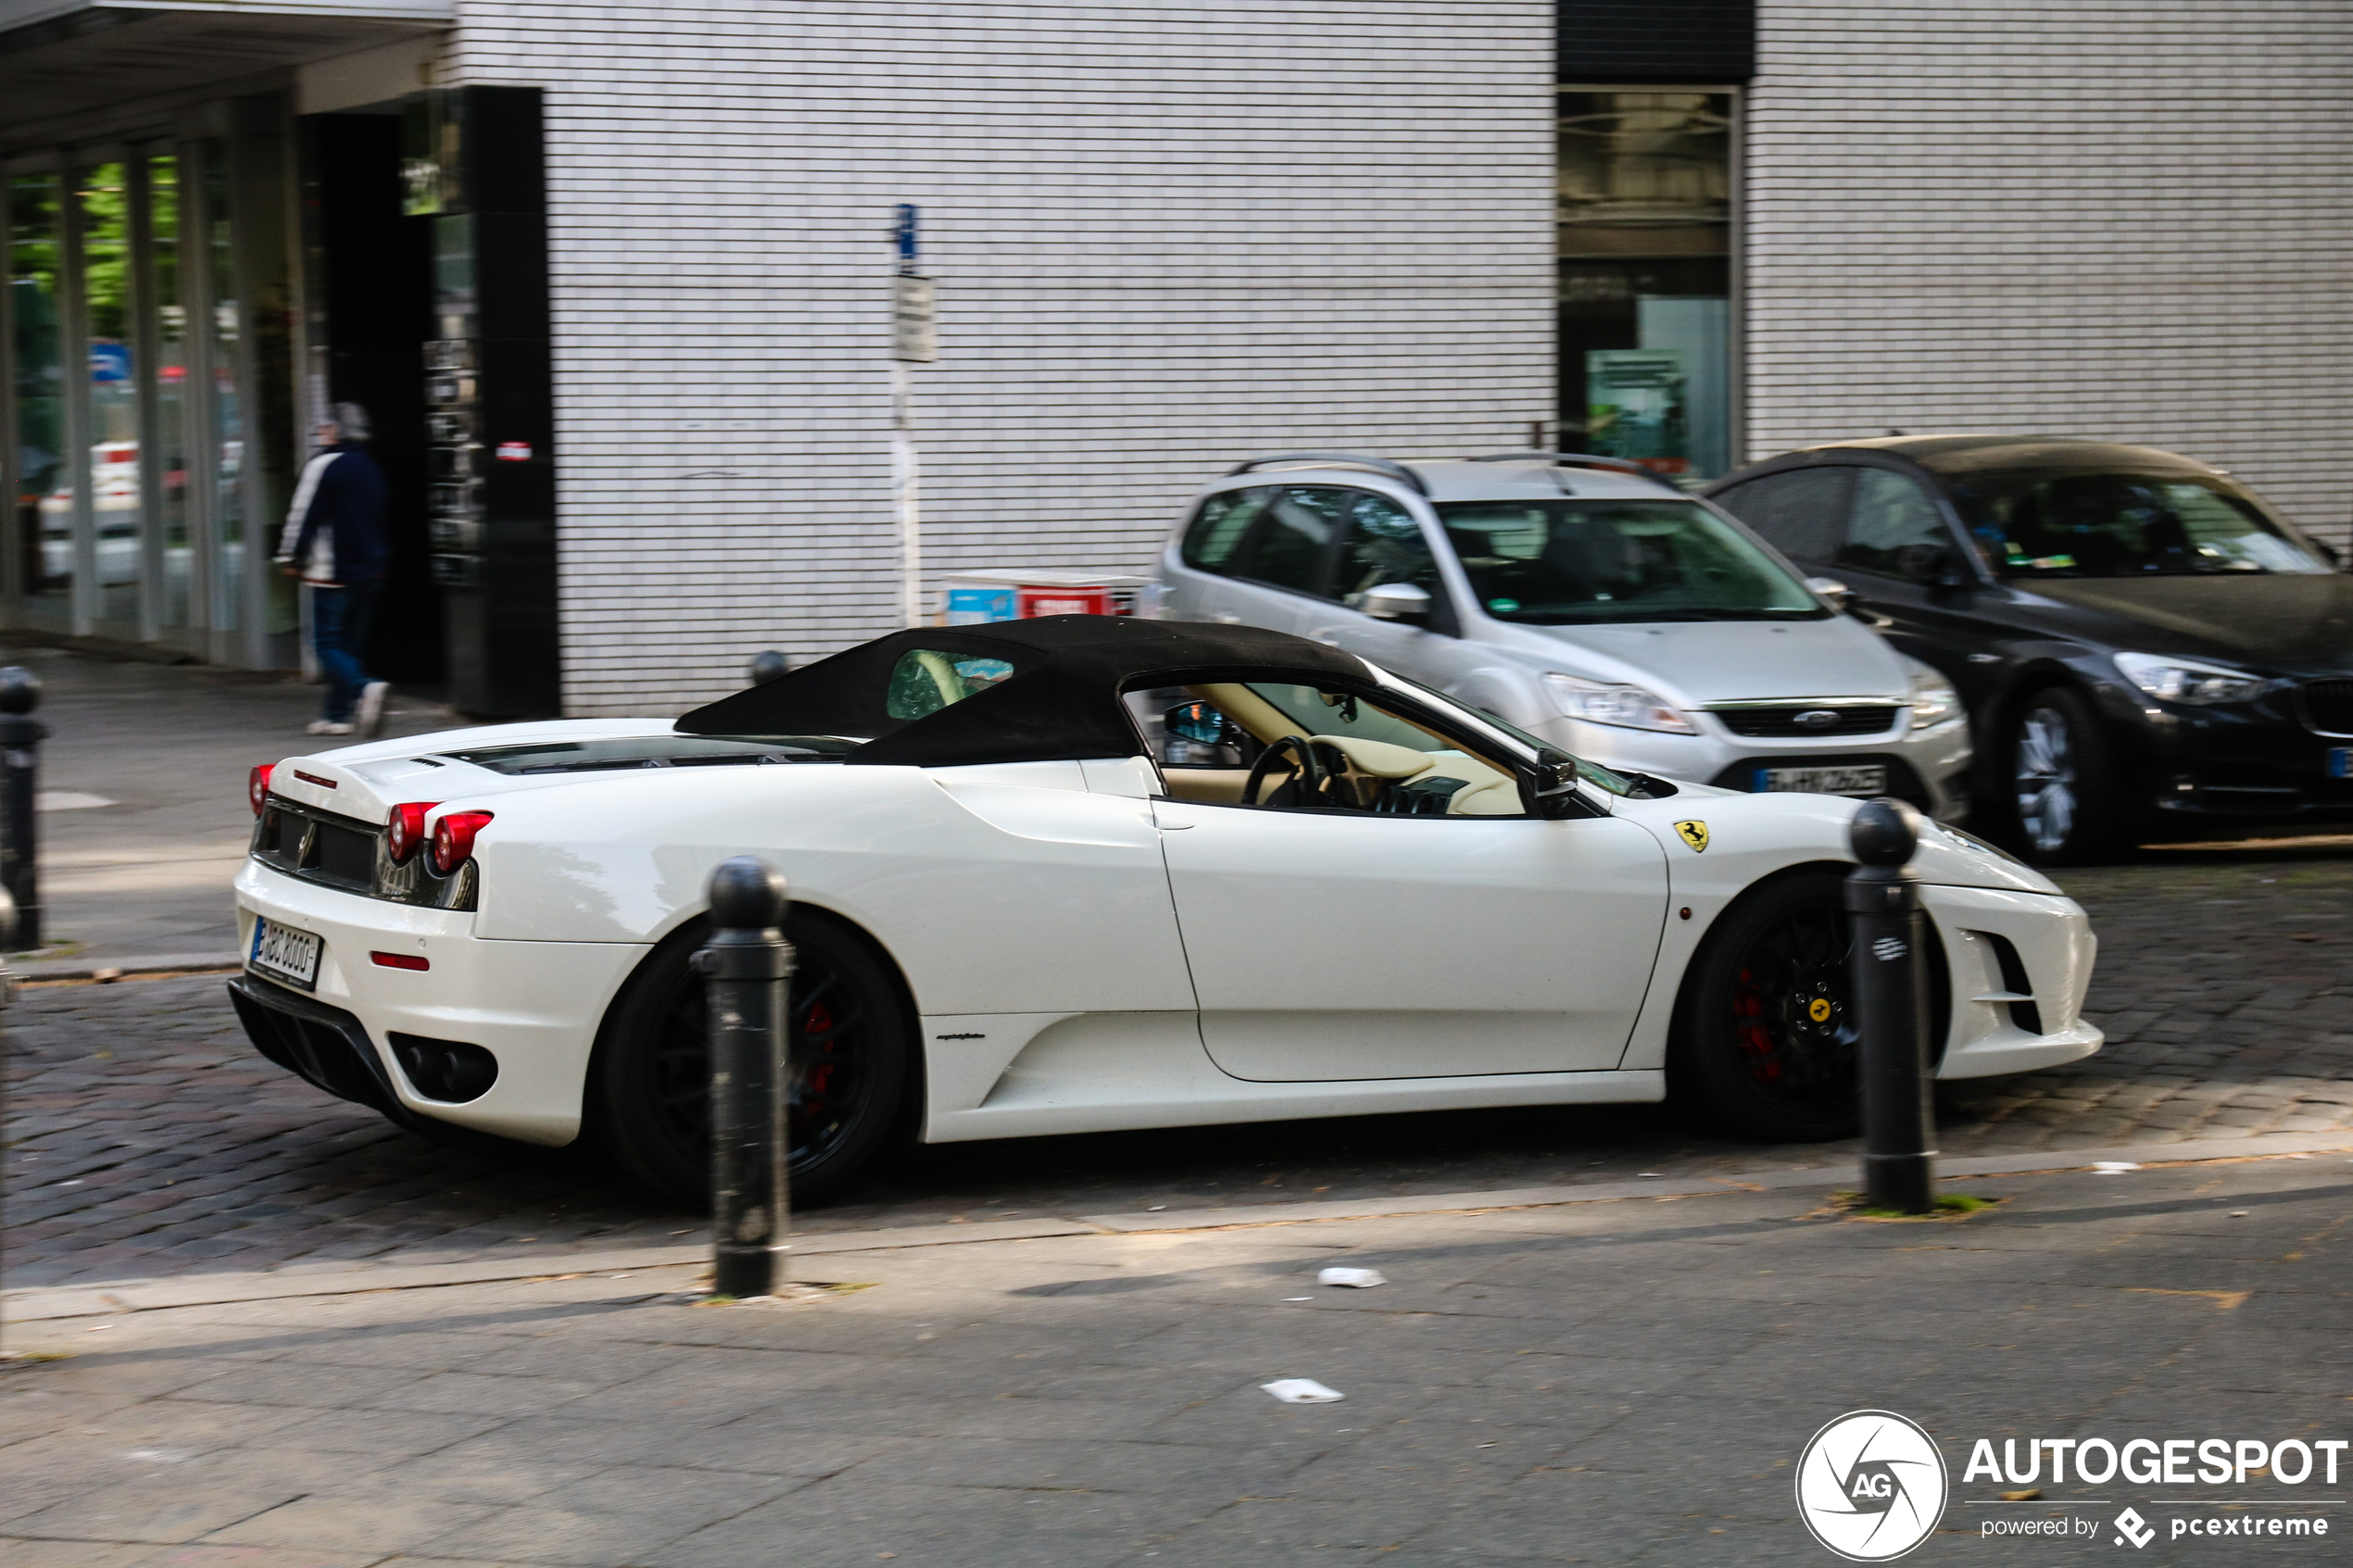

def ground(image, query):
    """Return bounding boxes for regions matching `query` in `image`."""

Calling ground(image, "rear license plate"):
[2330,748,2352,781]
[1755,764,1889,797]
[249,916,322,992]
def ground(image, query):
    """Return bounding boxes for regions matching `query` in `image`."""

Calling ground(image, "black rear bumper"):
[228,972,409,1121]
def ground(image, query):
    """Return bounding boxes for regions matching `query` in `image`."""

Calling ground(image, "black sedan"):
[1704,435,2352,862]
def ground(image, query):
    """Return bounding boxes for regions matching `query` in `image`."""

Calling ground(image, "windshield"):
[1435,498,1824,623]
[1950,470,2330,577]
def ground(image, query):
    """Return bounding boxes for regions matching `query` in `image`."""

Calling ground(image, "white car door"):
[1154,803,1667,1080]
[1145,673,1672,1084]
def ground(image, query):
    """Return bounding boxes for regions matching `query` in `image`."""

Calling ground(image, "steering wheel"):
[1242,734,1326,807]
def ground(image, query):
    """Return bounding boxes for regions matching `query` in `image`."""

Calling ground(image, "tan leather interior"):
[1166,683,1521,815]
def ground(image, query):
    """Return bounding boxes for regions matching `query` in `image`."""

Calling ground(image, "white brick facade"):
[443,2,1555,714]
[1747,2,2353,553]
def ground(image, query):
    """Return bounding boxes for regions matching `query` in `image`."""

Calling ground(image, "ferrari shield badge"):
[1673,820,1710,853]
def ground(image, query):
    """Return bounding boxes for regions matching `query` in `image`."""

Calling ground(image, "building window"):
[1557,89,1735,483]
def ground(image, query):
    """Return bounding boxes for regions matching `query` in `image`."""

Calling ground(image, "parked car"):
[1156,452,1973,819]
[1703,436,2353,862]
[231,617,2096,1200]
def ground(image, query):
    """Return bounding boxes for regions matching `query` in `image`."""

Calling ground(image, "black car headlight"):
[2113,652,2265,707]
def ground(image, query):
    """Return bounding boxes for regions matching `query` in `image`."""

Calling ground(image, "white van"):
[1156,452,1973,817]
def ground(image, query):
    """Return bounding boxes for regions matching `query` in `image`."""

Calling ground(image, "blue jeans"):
[312,579,383,722]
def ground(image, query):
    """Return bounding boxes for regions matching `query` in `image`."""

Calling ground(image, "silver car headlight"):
[1904,659,1962,731]
[1541,673,1696,734]
[2113,651,2265,706]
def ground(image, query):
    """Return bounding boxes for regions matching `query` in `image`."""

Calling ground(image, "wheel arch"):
[583,897,929,1149]
[1665,859,1953,1097]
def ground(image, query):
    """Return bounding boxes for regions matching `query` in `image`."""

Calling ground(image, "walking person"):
[277,402,393,737]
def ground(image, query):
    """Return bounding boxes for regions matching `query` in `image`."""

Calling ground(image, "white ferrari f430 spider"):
[232,617,2099,1201]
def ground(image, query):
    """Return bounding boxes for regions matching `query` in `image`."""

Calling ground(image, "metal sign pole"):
[892,358,921,628]
[889,203,937,630]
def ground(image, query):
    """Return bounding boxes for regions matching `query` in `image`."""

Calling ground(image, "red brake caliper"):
[1731,967,1780,1080]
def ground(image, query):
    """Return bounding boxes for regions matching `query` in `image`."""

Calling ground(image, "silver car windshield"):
[1437,498,1824,624]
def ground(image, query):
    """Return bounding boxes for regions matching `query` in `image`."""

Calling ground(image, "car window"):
[1950,470,2332,577]
[1179,488,1267,574]
[1120,678,1525,815]
[884,649,1015,720]
[1435,498,1822,623]
[1239,486,1343,597]
[1327,488,1441,604]
[1711,467,1851,561]
[1839,469,1957,583]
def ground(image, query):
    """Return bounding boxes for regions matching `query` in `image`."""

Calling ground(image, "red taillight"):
[385,801,440,863]
[248,763,274,816]
[371,951,430,971]
[428,809,494,876]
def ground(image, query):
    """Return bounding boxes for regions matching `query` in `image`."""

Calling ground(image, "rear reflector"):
[371,951,430,972]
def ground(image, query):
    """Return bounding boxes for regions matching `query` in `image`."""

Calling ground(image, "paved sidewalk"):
[6,1151,2347,1566]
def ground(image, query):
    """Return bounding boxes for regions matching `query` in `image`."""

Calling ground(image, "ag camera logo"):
[1797,1410,1950,1561]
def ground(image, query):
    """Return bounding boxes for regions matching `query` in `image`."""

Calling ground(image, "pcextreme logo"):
[1797,1411,1950,1562]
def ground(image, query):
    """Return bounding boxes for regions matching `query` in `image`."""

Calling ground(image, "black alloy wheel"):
[1673,870,1865,1142]
[594,913,911,1207]
[2008,685,2120,864]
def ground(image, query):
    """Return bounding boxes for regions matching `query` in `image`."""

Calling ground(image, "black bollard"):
[698,856,794,1298]
[747,650,792,686]
[1846,797,1936,1214]
[0,668,45,953]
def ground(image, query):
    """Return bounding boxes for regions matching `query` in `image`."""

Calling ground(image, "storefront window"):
[80,161,139,625]
[1557,91,1735,483]
[203,141,243,633]
[9,173,69,609]
[147,154,191,631]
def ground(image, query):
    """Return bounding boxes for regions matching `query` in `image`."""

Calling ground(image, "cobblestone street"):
[6,843,2350,1294]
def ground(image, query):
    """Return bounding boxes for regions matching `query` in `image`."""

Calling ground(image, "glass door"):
[145,153,194,634]
[79,159,141,630]
[9,172,70,620]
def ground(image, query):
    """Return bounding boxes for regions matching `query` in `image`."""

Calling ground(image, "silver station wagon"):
[1157,452,1974,818]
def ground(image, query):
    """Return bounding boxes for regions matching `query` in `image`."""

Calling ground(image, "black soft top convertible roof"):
[675,615,1369,767]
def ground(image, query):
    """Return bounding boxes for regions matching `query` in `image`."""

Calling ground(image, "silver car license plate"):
[249,916,323,992]
[1755,763,1889,797]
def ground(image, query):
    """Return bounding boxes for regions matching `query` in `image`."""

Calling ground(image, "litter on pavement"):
[1262,1379,1345,1404]
[2092,1161,2142,1173]
[1318,1267,1387,1288]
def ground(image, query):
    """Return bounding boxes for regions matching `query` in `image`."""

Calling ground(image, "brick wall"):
[443,1,1554,714]
[1747,2,2353,552]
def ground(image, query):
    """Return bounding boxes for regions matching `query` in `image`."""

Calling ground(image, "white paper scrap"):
[2092,1161,2141,1173]
[1318,1267,1386,1289]
[1262,1379,1345,1404]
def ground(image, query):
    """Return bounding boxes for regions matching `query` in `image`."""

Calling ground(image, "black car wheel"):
[1673,871,1865,1142]
[2009,686,2119,864]
[594,913,911,1207]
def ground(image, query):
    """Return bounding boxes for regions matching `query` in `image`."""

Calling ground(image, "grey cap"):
[327,401,371,443]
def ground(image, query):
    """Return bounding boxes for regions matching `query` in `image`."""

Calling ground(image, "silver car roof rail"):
[1466,451,1684,492]
[1226,452,1428,495]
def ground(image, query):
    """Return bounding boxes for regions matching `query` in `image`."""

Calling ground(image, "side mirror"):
[1805,576,1854,613]
[1525,746,1584,818]
[1164,699,1231,748]
[1360,583,1432,623]
[1931,546,1974,591]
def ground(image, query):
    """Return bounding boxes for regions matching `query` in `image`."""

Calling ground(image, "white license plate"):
[1755,764,1889,797]
[249,917,323,991]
